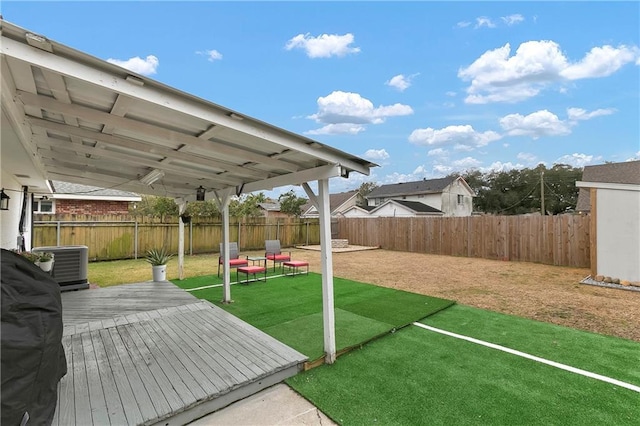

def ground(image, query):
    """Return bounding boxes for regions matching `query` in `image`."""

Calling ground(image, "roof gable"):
[367,176,456,198]
[370,199,443,215]
[302,190,359,215]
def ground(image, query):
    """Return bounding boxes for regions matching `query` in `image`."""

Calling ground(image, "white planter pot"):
[38,260,54,272]
[152,264,167,282]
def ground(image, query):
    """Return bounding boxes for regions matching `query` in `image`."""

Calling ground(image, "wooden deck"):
[54,281,307,426]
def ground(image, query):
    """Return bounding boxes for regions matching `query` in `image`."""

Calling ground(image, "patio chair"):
[265,240,291,272]
[218,242,248,277]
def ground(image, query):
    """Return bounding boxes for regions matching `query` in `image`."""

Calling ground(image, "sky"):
[3,1,639,197]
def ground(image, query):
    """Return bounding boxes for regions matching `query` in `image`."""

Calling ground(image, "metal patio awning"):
[1,20,374,201]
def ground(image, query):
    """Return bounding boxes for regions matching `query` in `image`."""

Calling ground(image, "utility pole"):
[540,170,545,215]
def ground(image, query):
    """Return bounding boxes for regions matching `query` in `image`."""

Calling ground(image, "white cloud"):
[454,144,474,152]
[409,124,501,147]
[501,14,524,26]
[445,91,457,97]
[560,45,639,80]
[305,123,366,135]
[567,107,615,121]
[107,55,159,75]
[452,157,482,168]
[481,161,525,173]
[458,41,640,104]
[285,33,360,58]
[383,165,430,184]
[456,21,471,28]
[475,17,496,29]
[517,152,537,163]
[386,73,419,91]
[433,164,453,175]
[554,153,601,167]
[307,91,413,134]
[364,149,390,161]
[196,49,223,61]
[427,148,448,157]
[627,151,640,161]
[500,110,571,139]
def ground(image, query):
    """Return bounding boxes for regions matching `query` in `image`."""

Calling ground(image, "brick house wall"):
[55,199,131,215]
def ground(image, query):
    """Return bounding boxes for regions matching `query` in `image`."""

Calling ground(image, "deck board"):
[57,281,307,425]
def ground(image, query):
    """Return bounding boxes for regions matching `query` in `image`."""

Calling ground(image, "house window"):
[33,198,55,214]
[457,194,464,205]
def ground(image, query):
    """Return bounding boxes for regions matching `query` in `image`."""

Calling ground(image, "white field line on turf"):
[186,274,288,292]
[413,322,640,394]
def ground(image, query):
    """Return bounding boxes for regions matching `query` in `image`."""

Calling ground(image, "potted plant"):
[145,247,172,281]
[36,252,54,272]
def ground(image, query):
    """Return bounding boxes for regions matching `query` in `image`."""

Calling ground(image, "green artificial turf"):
[173,272,454,359]
[288,308,640,425]
[264,309,392,359]
[421,304,640,386]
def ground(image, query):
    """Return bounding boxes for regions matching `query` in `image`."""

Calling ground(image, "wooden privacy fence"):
[337,215,590,267]
[33,215,320,261]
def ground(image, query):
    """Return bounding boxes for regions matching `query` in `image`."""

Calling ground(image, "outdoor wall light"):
[139,169,165,186]
[196,186,206,201]
[0,189,10,210]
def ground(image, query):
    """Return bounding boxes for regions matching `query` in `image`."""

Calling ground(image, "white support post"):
[317,178,336,363]
[177,201,187,280]
[213,188,233,303]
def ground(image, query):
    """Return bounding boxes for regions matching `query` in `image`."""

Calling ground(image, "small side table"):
[247,256,267,267]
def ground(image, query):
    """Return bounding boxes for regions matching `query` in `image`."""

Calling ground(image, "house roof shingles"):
[52,181,140,198]
[367,176,456,199]
[392,200,443,213]
[576,160,640,212]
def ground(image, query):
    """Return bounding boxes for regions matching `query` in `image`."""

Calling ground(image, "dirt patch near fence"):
[281,248,640,343]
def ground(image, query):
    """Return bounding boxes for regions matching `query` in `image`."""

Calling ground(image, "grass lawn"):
[173,272,454,360]
[287,304,640,425]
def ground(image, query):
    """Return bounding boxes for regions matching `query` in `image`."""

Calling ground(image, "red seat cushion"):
[238,266,265,274]
[220,258,248,266]
[267,254,290,261]
[283,261,308,267]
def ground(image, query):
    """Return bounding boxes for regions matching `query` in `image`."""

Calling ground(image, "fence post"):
[276,220,280,241]
[56,222,61,246]
[238,221,242,249]
[134,218,138,259]
[189,220,193,255]
[306,222,309,246]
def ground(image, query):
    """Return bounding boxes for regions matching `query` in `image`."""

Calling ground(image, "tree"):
[356,181,378,207]
[278,190,307,217]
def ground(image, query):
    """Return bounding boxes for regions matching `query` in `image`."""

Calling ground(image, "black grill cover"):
[1,249,67,426]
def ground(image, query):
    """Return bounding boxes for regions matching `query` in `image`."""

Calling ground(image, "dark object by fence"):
[1,249,67,425]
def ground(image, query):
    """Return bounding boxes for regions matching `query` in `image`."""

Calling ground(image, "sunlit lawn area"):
[87,253,221,287]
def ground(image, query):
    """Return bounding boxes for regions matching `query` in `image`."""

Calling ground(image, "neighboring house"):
[368,199,443,217]
[34,181,141,215]
[366,176,474,217]
[576,160,640,282]
[301,190,361,218]
[257,202,290,218]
